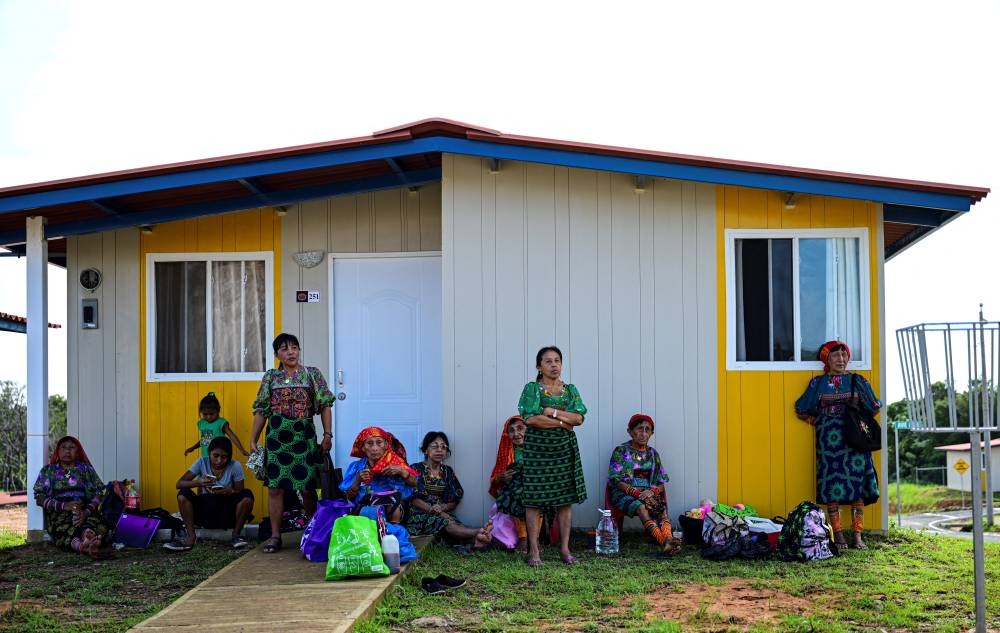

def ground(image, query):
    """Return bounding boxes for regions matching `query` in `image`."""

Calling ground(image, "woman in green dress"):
[517,345,587,566]
[250,333,334,553]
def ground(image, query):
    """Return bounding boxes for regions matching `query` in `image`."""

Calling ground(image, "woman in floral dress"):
[251,333,334,553]
[406,431,483,542]
[608,414,681,554]
[33,436,112,557]
[795,340,881,550]
[489,415,531,549]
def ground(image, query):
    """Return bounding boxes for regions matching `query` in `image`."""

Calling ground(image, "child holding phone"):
[184,392,249,458]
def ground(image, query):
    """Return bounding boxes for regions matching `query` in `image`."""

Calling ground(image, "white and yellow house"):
[1,118,988,539]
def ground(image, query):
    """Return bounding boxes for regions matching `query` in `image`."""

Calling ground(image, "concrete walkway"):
[130,531,427,633]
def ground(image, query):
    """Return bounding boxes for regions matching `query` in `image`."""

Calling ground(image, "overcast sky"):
[1,1,997,403]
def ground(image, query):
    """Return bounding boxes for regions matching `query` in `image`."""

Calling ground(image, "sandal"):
[261,536,282,553]
[526,557,542,567]
[850,537,868,550]
[560,554,579,565]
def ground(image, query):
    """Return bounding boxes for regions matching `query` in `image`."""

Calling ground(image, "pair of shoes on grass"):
[421,574,466,594]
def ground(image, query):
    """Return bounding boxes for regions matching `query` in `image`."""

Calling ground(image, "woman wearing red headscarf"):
[608,414,681,554]
[340,426,417,523]
[32,436,112,558]
[795,340,881,550]
[489,415,532,549]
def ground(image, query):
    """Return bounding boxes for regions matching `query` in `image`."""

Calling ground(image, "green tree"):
[48,393,67,447]
[0,382,69,491]
[886,381,978,484]
[0,381,27,491]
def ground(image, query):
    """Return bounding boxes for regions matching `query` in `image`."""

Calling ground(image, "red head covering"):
[817,340,851,372]
[489,416,524,498]
[49,436,91,465]
[350,426,417,477]
[627,413,655,432]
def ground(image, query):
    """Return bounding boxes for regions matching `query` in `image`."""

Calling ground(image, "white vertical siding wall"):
[442,155,718,527]
[279,184,442,381]
[66,230,140,482]
[442,154,718,528]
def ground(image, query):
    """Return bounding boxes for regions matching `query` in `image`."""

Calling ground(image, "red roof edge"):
[373,117,502,139]
[0,311,61,329]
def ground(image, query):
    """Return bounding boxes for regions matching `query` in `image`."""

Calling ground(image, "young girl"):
[184,392,249,458]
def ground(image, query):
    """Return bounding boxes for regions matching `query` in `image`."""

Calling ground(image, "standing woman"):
[251,333,334,553]
[517,345,587,566]
[795,340,881,550]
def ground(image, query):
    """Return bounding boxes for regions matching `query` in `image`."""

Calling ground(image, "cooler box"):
[745,516,782,552]
[114,513,161,548]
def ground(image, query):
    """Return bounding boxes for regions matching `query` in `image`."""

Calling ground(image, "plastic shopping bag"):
[300,499,354,562]
[325,515,390,581]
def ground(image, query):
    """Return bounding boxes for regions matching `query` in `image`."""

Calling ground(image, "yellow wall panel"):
[139,208,280,520]
[717,186,883,528]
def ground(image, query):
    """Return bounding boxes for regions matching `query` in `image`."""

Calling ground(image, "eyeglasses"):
[427,443,449,450]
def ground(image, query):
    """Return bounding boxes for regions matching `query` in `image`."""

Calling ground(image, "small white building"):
[935,438,1000,491]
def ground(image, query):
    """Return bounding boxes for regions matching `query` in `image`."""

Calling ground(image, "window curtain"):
[155,262,206,373]
[243,261,266,372]
[212,261,242,372]
[825,238,862,360]
[735,240,747,360]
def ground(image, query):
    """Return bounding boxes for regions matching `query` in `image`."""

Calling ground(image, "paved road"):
[900,509,1000,543]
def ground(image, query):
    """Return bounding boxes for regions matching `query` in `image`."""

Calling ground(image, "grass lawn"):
[361,528,1000,633]
[888,482,1000,514]
[0,535,246,632]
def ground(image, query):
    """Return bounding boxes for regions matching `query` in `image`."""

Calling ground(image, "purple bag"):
[300,498,353,562]
[489,504,519,550]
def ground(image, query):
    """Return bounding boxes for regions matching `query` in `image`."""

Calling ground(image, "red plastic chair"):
[604,482,625,530]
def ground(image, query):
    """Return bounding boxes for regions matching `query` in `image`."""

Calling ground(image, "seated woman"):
[340,426,417,524]
[164,436,255,551]
[488,416,535,550]
[406,432,484,544]
[608,414,682,554]
[33,436,112,558]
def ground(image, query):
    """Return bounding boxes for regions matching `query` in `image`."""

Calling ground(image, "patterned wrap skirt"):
[45,509,110,551]
[522,427,587,509]
[494,467,526,518]
[264,415,321,491]
[815,413,880,505]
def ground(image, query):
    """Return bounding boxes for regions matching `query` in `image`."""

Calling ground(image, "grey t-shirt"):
[189,457,244,489]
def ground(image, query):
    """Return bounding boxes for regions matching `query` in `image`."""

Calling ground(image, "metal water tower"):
[896,311,997,633]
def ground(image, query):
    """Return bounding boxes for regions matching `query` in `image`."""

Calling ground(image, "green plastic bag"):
[325,515,390,581]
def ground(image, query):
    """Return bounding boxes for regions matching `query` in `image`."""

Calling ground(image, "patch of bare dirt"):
[611,577,834,630]
[0,505,26,535]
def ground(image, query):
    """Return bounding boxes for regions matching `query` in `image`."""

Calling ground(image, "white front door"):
[330,255,441,468]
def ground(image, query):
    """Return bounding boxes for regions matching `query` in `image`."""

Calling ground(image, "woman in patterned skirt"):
[517,346,587,566]
[795,340,881,551]
[489,415,533,550]
[608,414,682,554]
[251,333,334,553]
[406,431,484,542]
[33,436,113,558]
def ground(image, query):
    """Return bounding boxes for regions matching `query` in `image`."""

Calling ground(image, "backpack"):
[701,511,747,560]
[776,501,837,561]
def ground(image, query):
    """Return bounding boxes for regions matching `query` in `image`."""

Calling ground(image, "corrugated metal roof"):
[0,118,989,261]
[934,438,1000,451]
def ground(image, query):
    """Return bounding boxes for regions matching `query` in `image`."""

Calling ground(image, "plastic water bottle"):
[381,533,400,574]
[595,509,619,555]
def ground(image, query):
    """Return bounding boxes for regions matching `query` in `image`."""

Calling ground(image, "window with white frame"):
[147,252,274,381]
[725,229,871,370]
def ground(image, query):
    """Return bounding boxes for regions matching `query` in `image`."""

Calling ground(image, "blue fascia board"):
[883,204,951,227]
[0,136,973,214]
[0,319,28,334]
[0,169,440,243]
